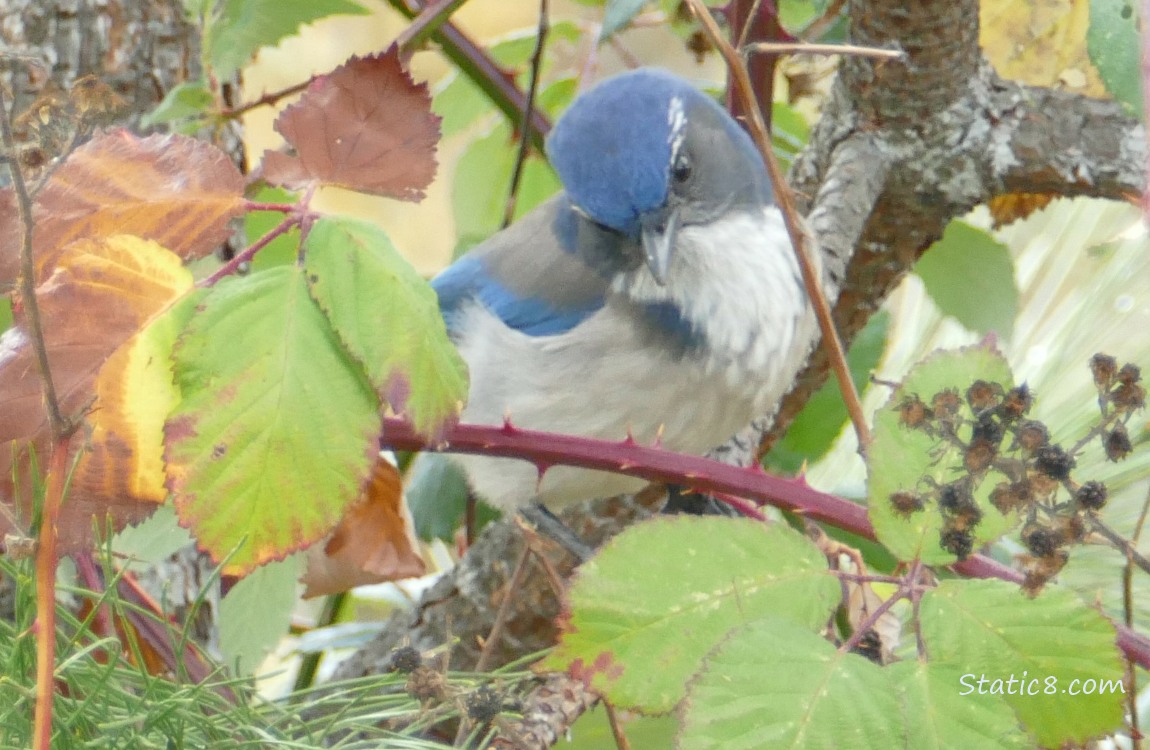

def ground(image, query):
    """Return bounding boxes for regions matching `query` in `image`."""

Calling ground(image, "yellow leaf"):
[981,0,1108,96]
[0,234,194,551]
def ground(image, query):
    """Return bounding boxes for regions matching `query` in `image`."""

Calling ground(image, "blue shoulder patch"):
[433,255,603,337]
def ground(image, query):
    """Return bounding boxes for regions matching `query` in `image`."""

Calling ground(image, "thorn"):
[654,423,665,448]
[622,425,636,445]
[533,461,552,480]
[501,413,518,434]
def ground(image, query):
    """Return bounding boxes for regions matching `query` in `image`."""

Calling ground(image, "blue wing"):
[432,196,610,337]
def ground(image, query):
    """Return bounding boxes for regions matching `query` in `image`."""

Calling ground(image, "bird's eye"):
[670,153,692,183]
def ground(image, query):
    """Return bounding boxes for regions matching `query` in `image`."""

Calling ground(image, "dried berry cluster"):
[889,354,1144,594]
[384,646,519,735]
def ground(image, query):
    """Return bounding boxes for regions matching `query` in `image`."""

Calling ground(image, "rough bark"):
[0,0,199,123]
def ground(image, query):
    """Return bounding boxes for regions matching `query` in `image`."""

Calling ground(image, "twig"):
[838,559,922,655]
[800,0,847,41]
[724,0,780,129]
[396,0,472,62]
[735,0,768,49]
[201,211,301,287]
[0,86,65,438]
[33,439,71,750]
[1124,487,1150,749]
[604,700,632,750]
[379,416,1150,670]
[745,41,905,60]
[382,0,551,153]
[1089,516,1150,578]
[1068,407,1124,456]
[293,592,346,692]
[474,543,532,673]
[503,0,549,228]
[683,0,872,452]
[220,80,310,120]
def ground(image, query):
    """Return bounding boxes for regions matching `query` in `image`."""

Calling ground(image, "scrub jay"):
[433,68,818,526]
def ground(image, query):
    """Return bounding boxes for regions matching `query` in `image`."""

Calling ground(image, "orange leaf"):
[301,456,425,598]
[0,130,244,288]
[0,235,194,552]
[262,47,440,200]
[987,193,1057,228]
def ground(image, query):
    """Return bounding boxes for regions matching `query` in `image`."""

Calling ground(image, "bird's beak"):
[640,206,680,287]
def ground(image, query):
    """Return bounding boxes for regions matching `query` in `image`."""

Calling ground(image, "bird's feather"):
[432,197,610,337]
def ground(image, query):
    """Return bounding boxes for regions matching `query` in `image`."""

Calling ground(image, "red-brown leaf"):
[0,235,194,552]
[0,130,244,288]
[301,456,425,598]
[262,48,440,200]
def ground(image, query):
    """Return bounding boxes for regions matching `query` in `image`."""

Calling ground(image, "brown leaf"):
[301,456,425,598]
[987,192,1057,228]
[0,130,244,289]
[0,235,194,553]
[262,47,440,200]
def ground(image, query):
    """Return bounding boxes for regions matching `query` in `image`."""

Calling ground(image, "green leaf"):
[1088,0,1143,115]
[867,344,1016,564]
[601,0,649,38]
[434,73,495,138]
[890,661,1033,749]
[678,618,900,750]
[920,579,1126,747]
[452,122,560,253]
[167,265,380,575]
[113,504,195,569]
[542,517,839,712]
[304,216,467,438]
[202,0,369,79]
[771,101,811,171]
[0,295,12,332]
[247,185,301,272]
[219,554,303,675]
[567,712,677,750]
[767,310,888,473]
[405,453,499,541]
[914,220,1018,337]
[141,81,216,128]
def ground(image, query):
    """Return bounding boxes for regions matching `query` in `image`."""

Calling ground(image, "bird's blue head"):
[546,69,773,284]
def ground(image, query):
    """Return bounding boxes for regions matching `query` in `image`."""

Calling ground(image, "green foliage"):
[679,618,905,749]
[921,580,1125,747]
[542,517,840,712]
[771,101,812,172]
[914,220,1019,337]
[767,310,889,473]
[219,555,302,675]
[199,0,369,79]
[304,216,467,438]
[1088,0,1143,116]
[141,81,216,131]
[868,345,1017,564]
[247,186,302,271]
[887,661,1032,749]
[167,265,381,574]
[405,453,500,542]
[452,121,561,252]
[0,559,478,748]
